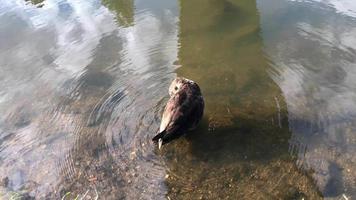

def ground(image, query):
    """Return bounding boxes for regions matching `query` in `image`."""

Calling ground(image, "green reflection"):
[25,0,45,7]
[163,0,322,198]
[177,0,281,121]
[102,0,134,27]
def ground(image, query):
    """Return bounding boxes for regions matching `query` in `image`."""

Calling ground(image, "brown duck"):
[152,77,204,148]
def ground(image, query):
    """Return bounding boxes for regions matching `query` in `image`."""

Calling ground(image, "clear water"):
[0,0,355,199]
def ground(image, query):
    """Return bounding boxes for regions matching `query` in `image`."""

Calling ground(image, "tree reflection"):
[162,0,323,199]
[25,0,45,7]
[102,0,134,27]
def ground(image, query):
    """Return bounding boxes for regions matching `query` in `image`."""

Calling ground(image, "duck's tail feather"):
[152,130,166,142]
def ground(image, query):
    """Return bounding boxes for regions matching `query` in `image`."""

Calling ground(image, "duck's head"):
[169,77,201,96]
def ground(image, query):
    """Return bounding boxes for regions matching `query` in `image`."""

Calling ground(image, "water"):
[0,0,355,199]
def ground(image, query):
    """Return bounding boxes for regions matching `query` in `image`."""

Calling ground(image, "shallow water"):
[0,0,355,199]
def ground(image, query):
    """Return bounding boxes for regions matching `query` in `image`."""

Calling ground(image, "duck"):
[152,77,204,149]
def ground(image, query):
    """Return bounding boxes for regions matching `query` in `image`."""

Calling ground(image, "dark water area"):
[0,0,355,199]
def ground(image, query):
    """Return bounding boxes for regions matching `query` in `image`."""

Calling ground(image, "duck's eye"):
[174,86,178,90]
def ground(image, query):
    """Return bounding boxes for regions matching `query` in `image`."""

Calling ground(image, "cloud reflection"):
[293,0,356,18]
[0,0,179,198]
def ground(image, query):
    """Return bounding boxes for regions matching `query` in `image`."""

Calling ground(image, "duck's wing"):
[153,91,193,143]
[187,95,204,130]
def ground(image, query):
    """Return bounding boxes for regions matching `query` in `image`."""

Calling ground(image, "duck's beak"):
[158,138,163,150]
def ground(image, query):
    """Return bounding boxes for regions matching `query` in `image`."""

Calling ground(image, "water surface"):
[0,0,355,199]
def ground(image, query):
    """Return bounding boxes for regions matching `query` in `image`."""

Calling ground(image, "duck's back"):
[155,86,204,143]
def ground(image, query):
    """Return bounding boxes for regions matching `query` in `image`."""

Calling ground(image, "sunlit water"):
[0,0,355,199]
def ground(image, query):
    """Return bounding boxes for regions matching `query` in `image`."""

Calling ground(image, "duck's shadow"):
[161,113,292,164]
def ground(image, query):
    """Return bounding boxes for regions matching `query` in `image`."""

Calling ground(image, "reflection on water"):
[102,0,134,27]
[0,0,354,199]
[165,0,320,199]
[0,0,178,198]
[258,0,356,197]
[25,0,45,7]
